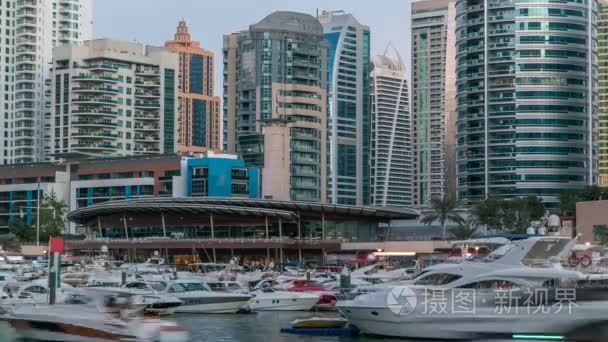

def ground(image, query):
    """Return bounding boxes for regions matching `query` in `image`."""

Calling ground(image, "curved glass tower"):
[456,0,598,206]
[370,50,412,207]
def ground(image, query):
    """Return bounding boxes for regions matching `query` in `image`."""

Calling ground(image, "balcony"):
[134,113,160,120]
[134,101,160,109]
[71,120,118,127]
[134,135,160,141]
[71,143,118,150]
[78,64,120,72]
[71,132,118,139]
[72,109,119,116]
[72,97,119,105]
[72,75,120,82]
[135,68,160,76]
[134,125,159,131]
[134,91,160,98]
[16,19,36,27]
[135,80,160,87]
[72,86,120,94]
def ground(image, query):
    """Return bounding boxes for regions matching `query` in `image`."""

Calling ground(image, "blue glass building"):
[319,11,372,206]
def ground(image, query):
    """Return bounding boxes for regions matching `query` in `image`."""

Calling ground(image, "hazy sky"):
[93,0,412,94]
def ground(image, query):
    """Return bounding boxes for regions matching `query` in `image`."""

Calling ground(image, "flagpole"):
[36,177,40,246]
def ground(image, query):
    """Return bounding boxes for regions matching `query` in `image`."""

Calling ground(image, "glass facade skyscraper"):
[599,0,608,186]
[165,20,221,154]
[370,49,412,207]
[319,11,371,206]
[0,0,93,164]
[411,0,458,205]
[456,0,598,206]
[223,11,328,202]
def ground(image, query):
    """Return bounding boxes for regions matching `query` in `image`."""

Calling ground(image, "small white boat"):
[249,288,320,311]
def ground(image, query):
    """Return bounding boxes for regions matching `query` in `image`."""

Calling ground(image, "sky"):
[93,0,412,94]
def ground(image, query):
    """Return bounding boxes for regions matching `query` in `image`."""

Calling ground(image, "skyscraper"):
[599,0,608,186]
[456,0,598,206]
[165,20,221,154]
[370,47,412,207]
[411,0,457,206]
[0,0,93,164]
[319,11,371,206]
[48,39,178,158]
[223,11,328,202]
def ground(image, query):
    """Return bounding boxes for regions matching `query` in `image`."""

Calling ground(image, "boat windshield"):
[169,282,208,293]
[481,244,512,262]
[226,283,243,291]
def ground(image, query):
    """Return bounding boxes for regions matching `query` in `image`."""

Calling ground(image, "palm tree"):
[449,218,479,240]
[421,196,465,240]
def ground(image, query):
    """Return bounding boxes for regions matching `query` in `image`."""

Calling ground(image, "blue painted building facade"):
[184,155,259,198]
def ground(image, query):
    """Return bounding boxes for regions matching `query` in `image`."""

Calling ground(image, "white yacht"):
[249,288,320,311]
[154,278,252,314]
[338,236,608,340]
[0,279,75,308]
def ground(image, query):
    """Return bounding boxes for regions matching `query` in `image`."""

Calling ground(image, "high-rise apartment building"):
[0,0,93,164]
[48,39,178,158]
[165,20,221,153]
[600,0,608,186]
[319,11,371,206]
[411,0,457,205]
[223,11,328,202]
[456,0,597,206]
[370,49,412,207]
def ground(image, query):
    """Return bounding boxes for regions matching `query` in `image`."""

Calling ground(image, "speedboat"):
[2,292,189,342]
[156,278,252,313]
[338,236,608,340]
[249,288,320,311]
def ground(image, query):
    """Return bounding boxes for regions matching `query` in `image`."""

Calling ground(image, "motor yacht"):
[0,279,75,309]
[153,278,252,313]
[338,236,608,340]
[249,288,320,311]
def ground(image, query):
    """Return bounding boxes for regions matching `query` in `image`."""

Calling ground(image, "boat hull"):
[339,302,608,340]
[174,299,250,314]
[6,318,133,342]
[249,297,318,311]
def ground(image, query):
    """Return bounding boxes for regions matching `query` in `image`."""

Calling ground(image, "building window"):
[231,183,249,195]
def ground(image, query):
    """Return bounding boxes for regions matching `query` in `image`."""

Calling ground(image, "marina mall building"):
[0,152,417,263]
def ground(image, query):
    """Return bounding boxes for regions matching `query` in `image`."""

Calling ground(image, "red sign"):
[49,237,64,254]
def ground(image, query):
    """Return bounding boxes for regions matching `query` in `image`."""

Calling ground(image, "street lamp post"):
[19,207,56,246]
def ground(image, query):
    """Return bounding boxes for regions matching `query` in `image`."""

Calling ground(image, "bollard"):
[121,271,127,286]
[306,271,311,281]
[49,271,56,305]
[339,266,351,290]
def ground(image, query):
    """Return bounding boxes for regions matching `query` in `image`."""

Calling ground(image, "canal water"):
[174,311,385,342]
